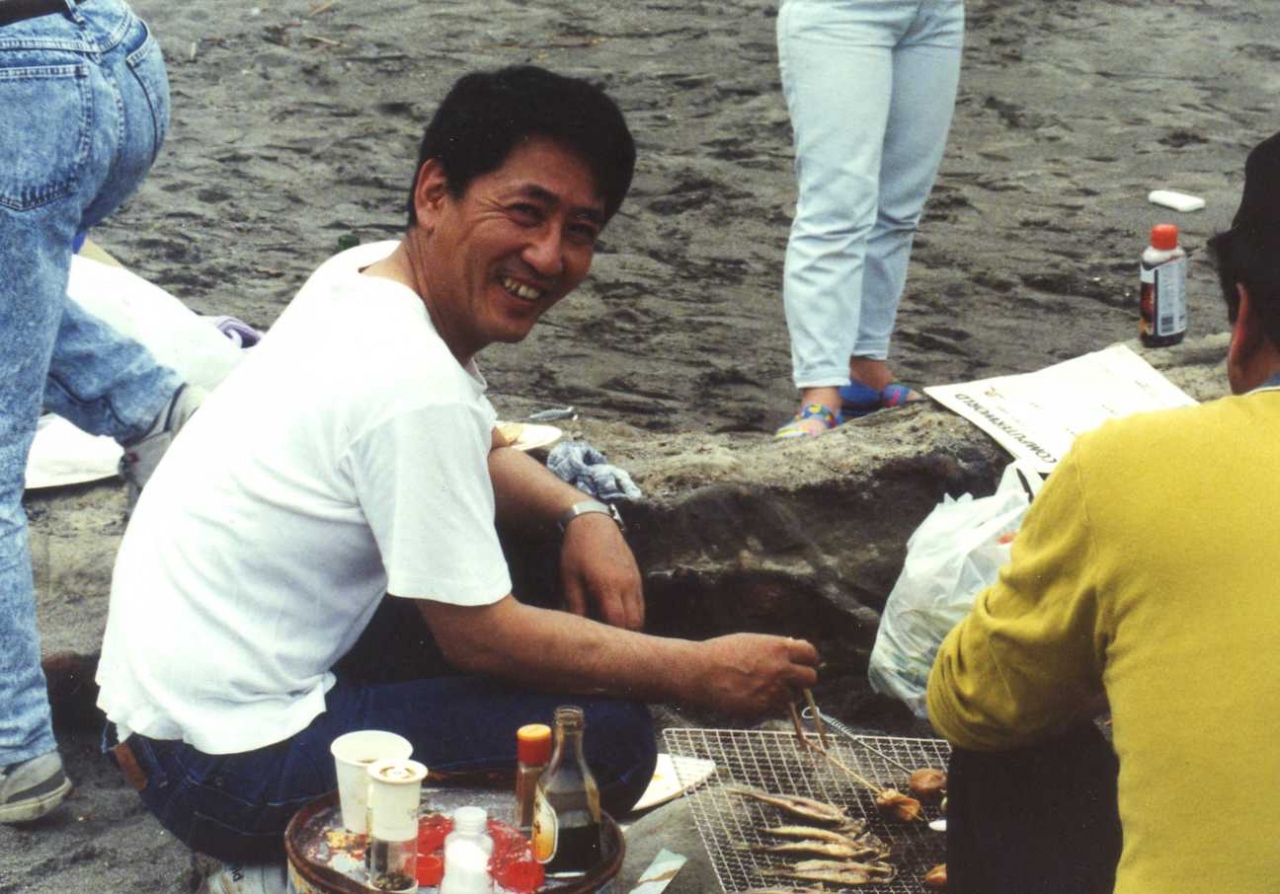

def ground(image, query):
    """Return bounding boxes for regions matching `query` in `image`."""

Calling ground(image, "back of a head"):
[1209,130,1280,348]
[406,66,635,227]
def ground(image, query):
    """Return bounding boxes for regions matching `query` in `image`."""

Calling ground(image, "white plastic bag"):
[868,459,1043,719]
[67,254,244,390]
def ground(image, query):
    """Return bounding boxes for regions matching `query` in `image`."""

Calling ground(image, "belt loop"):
[64,0,85,25]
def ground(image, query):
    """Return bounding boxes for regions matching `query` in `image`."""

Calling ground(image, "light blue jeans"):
[778,0,964,388]
[0,0,180,767]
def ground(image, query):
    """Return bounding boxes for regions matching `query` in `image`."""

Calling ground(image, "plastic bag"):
[66,254,245,389]
[868,459,1043,719]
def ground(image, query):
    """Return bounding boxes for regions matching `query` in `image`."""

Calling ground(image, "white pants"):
[778,0,964,388]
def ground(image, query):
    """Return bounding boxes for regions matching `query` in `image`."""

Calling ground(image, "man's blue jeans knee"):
[0,0,180,766]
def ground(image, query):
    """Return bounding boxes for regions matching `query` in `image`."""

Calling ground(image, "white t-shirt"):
[97,242,513,754]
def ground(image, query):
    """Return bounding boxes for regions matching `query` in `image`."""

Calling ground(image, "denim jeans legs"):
[778,0,964,388]
[118,676,658,863]
[0,0,180,766]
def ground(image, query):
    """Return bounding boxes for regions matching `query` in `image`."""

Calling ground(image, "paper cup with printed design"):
[330,730,413,833]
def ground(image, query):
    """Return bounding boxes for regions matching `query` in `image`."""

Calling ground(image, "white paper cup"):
[367,759,428,841]
[330,730,413,833]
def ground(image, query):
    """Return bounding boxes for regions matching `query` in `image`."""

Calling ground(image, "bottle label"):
[532,791,559,864]
[1152,256,1187,337]
[1139,265,1156,338]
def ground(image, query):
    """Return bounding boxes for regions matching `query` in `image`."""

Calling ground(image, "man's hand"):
[559,513,644,630]
[691,633,820,717]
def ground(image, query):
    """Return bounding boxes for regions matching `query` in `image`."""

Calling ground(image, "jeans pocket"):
[123,20,169,165]
[0,63,90,211]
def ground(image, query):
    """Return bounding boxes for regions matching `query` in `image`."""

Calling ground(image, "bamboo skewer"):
[787,700,808,743]
[803,688,829,749]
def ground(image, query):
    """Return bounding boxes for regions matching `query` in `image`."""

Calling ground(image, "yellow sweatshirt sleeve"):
[927,442,1112,752]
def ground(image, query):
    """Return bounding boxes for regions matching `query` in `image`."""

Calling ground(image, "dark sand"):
[4,0,1278,890]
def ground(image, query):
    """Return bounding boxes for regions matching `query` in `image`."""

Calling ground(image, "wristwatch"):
[557,499,626,534]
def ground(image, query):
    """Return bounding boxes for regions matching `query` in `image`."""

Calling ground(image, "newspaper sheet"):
[924,343,1198,475]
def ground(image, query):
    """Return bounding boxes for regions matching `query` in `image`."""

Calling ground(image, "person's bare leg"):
[776,385,843,438]
[848,357,894,391]
[798,385,841,411]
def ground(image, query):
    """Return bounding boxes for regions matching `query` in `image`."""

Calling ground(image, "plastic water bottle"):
[1139,223,1187,347]
[439,806,495,894]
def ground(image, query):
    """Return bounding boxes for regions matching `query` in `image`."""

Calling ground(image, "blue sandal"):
[838,381,923,417]
[775,403,844,439]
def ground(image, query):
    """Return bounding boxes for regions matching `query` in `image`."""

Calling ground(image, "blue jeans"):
[778,0,964,387]
[114,676,657,863]
[0,0,180,767]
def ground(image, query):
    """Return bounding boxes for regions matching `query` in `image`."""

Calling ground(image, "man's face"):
[413,137,606,360]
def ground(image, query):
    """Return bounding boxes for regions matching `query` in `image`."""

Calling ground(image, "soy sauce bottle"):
[531,706,602,876]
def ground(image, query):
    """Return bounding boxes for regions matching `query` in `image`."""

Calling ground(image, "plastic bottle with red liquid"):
[1139,223,1187,347]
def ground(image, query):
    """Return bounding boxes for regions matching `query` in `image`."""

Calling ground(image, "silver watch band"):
[557,499,625,533]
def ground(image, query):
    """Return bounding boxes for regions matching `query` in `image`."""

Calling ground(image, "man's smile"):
[500,275,548,302]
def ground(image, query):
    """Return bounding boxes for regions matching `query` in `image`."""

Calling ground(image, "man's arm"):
[419,595,819,718]
[488,439,643,630]
[927,446,1111,751]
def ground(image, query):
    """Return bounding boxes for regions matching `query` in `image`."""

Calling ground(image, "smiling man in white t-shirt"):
[96,66,820,890]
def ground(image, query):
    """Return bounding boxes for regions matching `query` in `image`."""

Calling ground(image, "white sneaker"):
[198,860,288,894]
[0,750,73,824]
[118,383,208,504]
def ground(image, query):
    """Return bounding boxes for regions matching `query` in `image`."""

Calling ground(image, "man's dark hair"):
[406,66,635,228]
[1208,130,1280,349]
[1207,228,1280,348]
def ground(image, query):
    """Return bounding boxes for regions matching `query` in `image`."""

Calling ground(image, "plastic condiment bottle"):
[439,806,494,894]
[531,706,602,876]
[1139,223,1188,347]
[516,724,552,835]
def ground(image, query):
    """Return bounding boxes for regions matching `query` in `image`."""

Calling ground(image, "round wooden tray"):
[285,789,624,893]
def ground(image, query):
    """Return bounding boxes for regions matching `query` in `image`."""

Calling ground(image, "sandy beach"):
[4,0,1279,890]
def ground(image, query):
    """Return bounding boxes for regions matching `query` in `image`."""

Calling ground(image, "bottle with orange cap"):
[1139,223,1187,347]
[515,723,552,836]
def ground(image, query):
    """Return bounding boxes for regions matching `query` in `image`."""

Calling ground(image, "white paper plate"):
[25,414,121,490]
[496,422,563,452]
[633,753,718,812]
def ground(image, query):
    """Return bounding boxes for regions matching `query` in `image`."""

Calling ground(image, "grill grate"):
[664,728,951,894]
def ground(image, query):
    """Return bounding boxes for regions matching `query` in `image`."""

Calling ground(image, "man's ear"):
[412,159,450,232]
[1228,283,1263,394]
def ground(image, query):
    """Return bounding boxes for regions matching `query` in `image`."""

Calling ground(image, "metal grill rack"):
[664,728,951,894]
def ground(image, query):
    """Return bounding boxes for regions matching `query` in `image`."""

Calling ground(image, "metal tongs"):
[787,689,925,821]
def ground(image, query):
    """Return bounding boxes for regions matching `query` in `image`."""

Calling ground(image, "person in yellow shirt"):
[928,129,1280,894]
